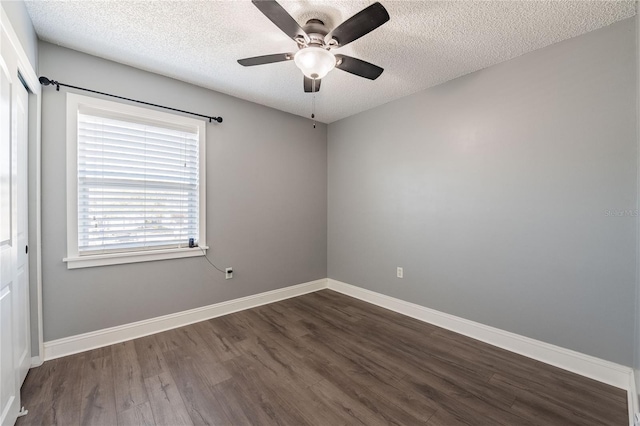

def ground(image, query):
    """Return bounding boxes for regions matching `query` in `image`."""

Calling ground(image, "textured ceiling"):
[25,0,635,123]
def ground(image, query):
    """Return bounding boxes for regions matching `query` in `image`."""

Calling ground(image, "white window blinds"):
[77,112,200,255]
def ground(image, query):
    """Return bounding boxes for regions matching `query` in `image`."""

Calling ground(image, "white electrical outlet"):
[397,267,403,278]
[225,267,233,280]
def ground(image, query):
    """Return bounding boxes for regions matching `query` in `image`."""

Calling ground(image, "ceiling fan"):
[238,0,390,93]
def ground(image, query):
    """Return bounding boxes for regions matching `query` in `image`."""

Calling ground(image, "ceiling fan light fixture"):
[294,47,336,80]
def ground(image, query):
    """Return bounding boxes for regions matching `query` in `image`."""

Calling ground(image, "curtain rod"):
[39,76,223,123]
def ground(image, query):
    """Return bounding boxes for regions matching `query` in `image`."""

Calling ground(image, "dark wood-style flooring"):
[17,290,627,425]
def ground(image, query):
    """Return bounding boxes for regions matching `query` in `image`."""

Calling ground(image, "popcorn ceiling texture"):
[25,1,635,123]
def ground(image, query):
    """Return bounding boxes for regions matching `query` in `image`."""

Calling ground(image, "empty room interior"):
[1,0,640,424]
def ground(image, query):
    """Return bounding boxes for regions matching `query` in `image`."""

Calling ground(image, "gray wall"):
[39,42,327,341]
[328,18,636,366]
[0,0,37,70]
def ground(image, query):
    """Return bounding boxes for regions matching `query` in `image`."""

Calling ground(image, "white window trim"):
[64,93,207,269]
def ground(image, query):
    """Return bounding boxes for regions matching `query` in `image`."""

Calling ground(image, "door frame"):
[1,6,43,365]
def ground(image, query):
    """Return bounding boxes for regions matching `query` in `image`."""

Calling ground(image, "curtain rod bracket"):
[38,76,222,123]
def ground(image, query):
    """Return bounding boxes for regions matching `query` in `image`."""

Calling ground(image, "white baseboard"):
[327,278,632,391]
[30,356,43,368]
[43,278,327,361]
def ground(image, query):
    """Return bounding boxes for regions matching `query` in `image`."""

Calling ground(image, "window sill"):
[63,246,209,269]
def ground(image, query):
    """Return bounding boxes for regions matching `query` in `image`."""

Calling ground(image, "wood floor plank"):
[287,294,362,329]
[509,395,597,426]
[210,377,277,426]
[490,372,628,425]
[83,346,113,361]
[154,326,210,354]
[235,335,324,387]
[17,354,86,426]
[298,301,516,414]
[18,290,627,426]
[294,296,533,425]
[253,325,435,425]
[402,371,535,426]
[112,340,149,413]
[297,340,427,425]
[134,335,169,379]
[491,373,618,426]
[16,363,55,425]
[294,332,440,420]
[315,289,442,335]
[252,304,310,339]
[363,334,518,411]
[144,372,193,426]
[264,298,307,322]
[307,379,388,426]
[230,335,355,425]
[80,356,117,426]
[299,296,495,386]
[18,361,54,408]
[207,381,255,426]
[188,350,232,388]
[49,354,87,426]
[432,327,627,404]
[211,312,256,343]
[15,402,46,426]
[191,320,241,362]
[223,356,311,426]
[257,376,350,426]
[306,320,526,424]
[156,326,232,387]
[117,401,155,426]
[425,408,473,426]
[303,291,367,323]
[162,349,231,425]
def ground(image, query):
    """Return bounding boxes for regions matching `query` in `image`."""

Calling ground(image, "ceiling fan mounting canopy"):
[238,0,389,92]
[301,19,329,41]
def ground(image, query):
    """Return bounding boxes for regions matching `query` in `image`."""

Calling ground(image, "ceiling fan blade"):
[325,2,389,48]
[252,0,309,44]
[304,76,321,93]
[238,53,294,67]
[335,55,383,80]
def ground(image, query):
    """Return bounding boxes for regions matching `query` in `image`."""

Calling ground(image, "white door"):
[0,18,30,426]
[14,75,30,387]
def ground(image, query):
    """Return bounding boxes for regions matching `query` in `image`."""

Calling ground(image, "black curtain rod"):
[39,76,223,123]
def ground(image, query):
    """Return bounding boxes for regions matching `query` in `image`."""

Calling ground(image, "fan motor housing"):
[302,19,329,46]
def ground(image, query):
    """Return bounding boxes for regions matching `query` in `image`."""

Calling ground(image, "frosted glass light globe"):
[294,47,336,80]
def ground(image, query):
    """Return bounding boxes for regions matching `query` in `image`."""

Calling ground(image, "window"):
[64,94,206,269]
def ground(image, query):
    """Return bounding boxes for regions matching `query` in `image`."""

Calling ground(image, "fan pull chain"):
[311,78,316,128]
